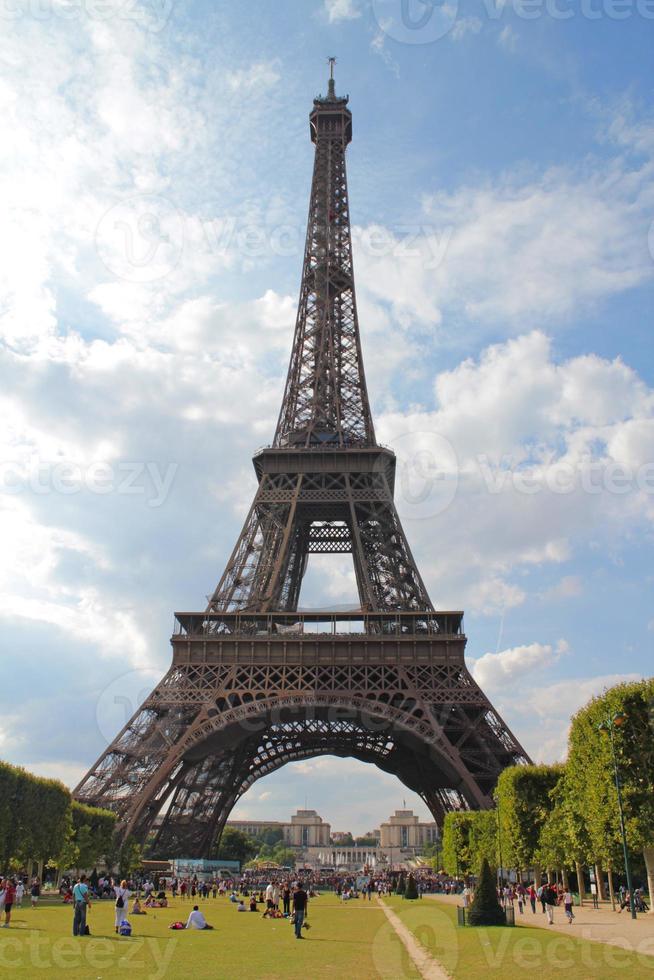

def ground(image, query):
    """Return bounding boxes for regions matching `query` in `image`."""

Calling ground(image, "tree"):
[355,835,378,846]
[396,873,406,895]
[215,828,258,864]
[260,827,285,846]
[467,858,505,926]
[495,764,563,877]
[405,873,418,899]
[0,761,72,869]
[442,812,473,877]
[119,837,143,878]
[566,679,654,905]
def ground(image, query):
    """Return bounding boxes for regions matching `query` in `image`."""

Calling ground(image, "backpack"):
[116,894,124,909]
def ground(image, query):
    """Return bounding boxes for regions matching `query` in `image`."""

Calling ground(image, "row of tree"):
[0,760,116,874]
[440,679,654,904]
[213,827,297,868]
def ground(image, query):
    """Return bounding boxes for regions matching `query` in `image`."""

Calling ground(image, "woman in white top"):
[114,879,130,932]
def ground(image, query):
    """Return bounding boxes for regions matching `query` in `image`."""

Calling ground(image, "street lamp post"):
[598,712,637,920]
[496,802,504,892]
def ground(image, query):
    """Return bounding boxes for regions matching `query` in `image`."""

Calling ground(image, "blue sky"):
[0,0,652,834]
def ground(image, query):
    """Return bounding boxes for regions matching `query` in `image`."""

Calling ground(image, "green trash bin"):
[457,906,466,927]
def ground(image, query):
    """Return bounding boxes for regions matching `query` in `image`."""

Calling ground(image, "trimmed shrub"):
[467,858,505,926]
[405,873,419,900]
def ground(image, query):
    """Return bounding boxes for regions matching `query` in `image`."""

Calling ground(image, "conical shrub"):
[405,873,419,900]
[467,858,505,926]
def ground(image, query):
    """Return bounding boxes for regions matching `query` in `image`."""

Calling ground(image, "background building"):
[227,809,331,848]
[379,809,439,850]
[228,807,439,871]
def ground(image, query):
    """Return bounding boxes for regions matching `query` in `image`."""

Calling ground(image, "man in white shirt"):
[186,905,213,930]
[265,882,274,909]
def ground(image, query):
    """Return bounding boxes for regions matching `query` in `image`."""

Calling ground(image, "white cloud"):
[324,0,361,22]
[472,639,568,689]
[356,138,654,330]
[451,17,482,41]
[517,673,643,762]
[376,331,654,614]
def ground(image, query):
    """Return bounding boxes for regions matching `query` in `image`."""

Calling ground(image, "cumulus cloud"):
[472,639,568,689]
[324,0,361,22]
[355,122,654,331]
[377,331,654,614]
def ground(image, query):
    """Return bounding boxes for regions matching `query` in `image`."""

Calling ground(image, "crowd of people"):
[2,863,649,939]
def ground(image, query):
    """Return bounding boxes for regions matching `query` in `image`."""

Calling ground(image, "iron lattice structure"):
[75,71,529,855]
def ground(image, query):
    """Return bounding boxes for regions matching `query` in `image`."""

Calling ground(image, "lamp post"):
[598,712,637,920]
[496,801,504,892]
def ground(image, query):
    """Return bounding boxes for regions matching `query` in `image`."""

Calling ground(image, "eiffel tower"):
[75,64,529,856]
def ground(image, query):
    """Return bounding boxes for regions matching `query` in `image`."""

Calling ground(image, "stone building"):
[226,809,331,848]
[379,809,439,850]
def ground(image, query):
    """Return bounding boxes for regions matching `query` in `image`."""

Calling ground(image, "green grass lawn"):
[4,893,651,979]
[0,893,419,980]
[384,895,654,979]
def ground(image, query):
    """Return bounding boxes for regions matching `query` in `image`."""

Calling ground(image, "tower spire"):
[327,56,336,99]
[274,66,369,449]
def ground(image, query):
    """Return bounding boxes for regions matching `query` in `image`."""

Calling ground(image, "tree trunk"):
[547,868,553,884]
[576,862,586,903]
[643,847,654,914]
[533,865,542,887]
[561,867,569,890]
[595,864,606,901]
[607,866,616,910]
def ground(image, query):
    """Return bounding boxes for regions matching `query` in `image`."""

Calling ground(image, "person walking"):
[114,879,130,934]
[528,884,537,914]
[30,877,40,909]
[563,889,575,924]
[2,878,16,928]
[543,883,556,925]
[292,882,308,939]
[15,879,24,908]
[282,883,291,915]
[72,874,91,937]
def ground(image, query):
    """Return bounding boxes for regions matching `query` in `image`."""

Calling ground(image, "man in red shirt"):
[2,877,16,927]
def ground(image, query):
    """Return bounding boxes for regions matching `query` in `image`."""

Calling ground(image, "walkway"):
[426,892,654,956]
[378,896,451,979]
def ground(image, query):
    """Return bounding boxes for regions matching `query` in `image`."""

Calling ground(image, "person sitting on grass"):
[186,905,214,930]
[249,896,257,912]
[132,897,146,915]
[237,899,247,911]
